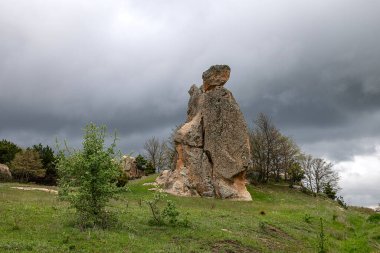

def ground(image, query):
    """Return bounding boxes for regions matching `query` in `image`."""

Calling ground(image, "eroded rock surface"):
[156,65,252,200]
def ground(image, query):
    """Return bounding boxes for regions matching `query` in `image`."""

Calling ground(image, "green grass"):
[1,175,379,252]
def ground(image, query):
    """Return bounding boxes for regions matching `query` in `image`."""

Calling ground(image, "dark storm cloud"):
[1,0,380,205]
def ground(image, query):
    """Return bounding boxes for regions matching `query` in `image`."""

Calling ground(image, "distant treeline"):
[0,140,57,185]
[0,113,341,201]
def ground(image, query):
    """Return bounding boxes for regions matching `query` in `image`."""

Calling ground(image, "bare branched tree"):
[144,135,176,172]
[300,154,314,192]
[249,113,301,183]
[161,125,181,171]
[301,155,339,194]
[250,113,280,182]
[143,137,161,171]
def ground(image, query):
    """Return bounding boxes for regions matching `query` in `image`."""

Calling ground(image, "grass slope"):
[0,175,379,253]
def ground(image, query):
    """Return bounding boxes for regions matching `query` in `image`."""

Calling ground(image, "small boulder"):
[0,163,12,181]
[121,155,145,179]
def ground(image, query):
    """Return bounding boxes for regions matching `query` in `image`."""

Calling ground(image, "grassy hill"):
[0,175,379,253]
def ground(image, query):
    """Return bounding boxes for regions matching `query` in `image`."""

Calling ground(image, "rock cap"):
[202,65,231,91]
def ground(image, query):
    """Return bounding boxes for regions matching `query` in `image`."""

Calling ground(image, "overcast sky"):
[1,0,379,207]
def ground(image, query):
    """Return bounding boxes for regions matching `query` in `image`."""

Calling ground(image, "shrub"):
[163,200,180,225]
[145,190,189,227]
[323,182,337,200]
[145,191,166,225]
[301,185,315,196]
[56,123,122,228]
[116,170,129,187]
[367,213,380,223]
[304,213,313,223]
[337,196,348,209]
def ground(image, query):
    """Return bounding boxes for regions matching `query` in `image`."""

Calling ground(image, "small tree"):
[324,182,337,200]
[161,126,181,171]
[288,162,304,187]
[57,123,122,228]
[143,137,166,172]
[9,149,45,182]
[135,154,155,175]
[0,139,22,164]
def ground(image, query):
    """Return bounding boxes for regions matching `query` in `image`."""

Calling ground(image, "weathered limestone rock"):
[0,163,12,181]
[202,65,231,91]
[121,155,145,179]
[156,65,252,200]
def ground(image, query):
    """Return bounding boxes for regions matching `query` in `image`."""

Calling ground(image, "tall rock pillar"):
[156,65,252,200]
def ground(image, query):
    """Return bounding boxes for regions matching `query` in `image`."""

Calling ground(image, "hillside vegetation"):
[0,175,379,253]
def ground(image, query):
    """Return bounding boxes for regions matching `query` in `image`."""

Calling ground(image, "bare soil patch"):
[11,186,58,194]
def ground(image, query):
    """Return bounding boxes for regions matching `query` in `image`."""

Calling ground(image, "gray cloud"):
[1,0,380,206]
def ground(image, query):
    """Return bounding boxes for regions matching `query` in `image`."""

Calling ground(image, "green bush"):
[163,200,180,225]
[367,213,380,223]
[323,182,337,200]
[304,213,313,223]
[145,191,166,225]
[145,190,190,227]
[116,170,129,187]
[57,123,122,228]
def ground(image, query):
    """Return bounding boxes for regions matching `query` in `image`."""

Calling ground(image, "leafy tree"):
[9,149,45,182]
[33,144,57,185]
[145,161,155,174]
[136,154,147,171]
[0,139,22,164]
[288,162,304,187]
[57,123,122,228]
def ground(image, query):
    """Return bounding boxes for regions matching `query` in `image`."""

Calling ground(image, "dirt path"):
[11,186,58,194]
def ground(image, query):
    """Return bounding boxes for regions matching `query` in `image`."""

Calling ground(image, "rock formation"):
[156,65,252,200]
[0,163,12,181]
[121,155,145,179]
